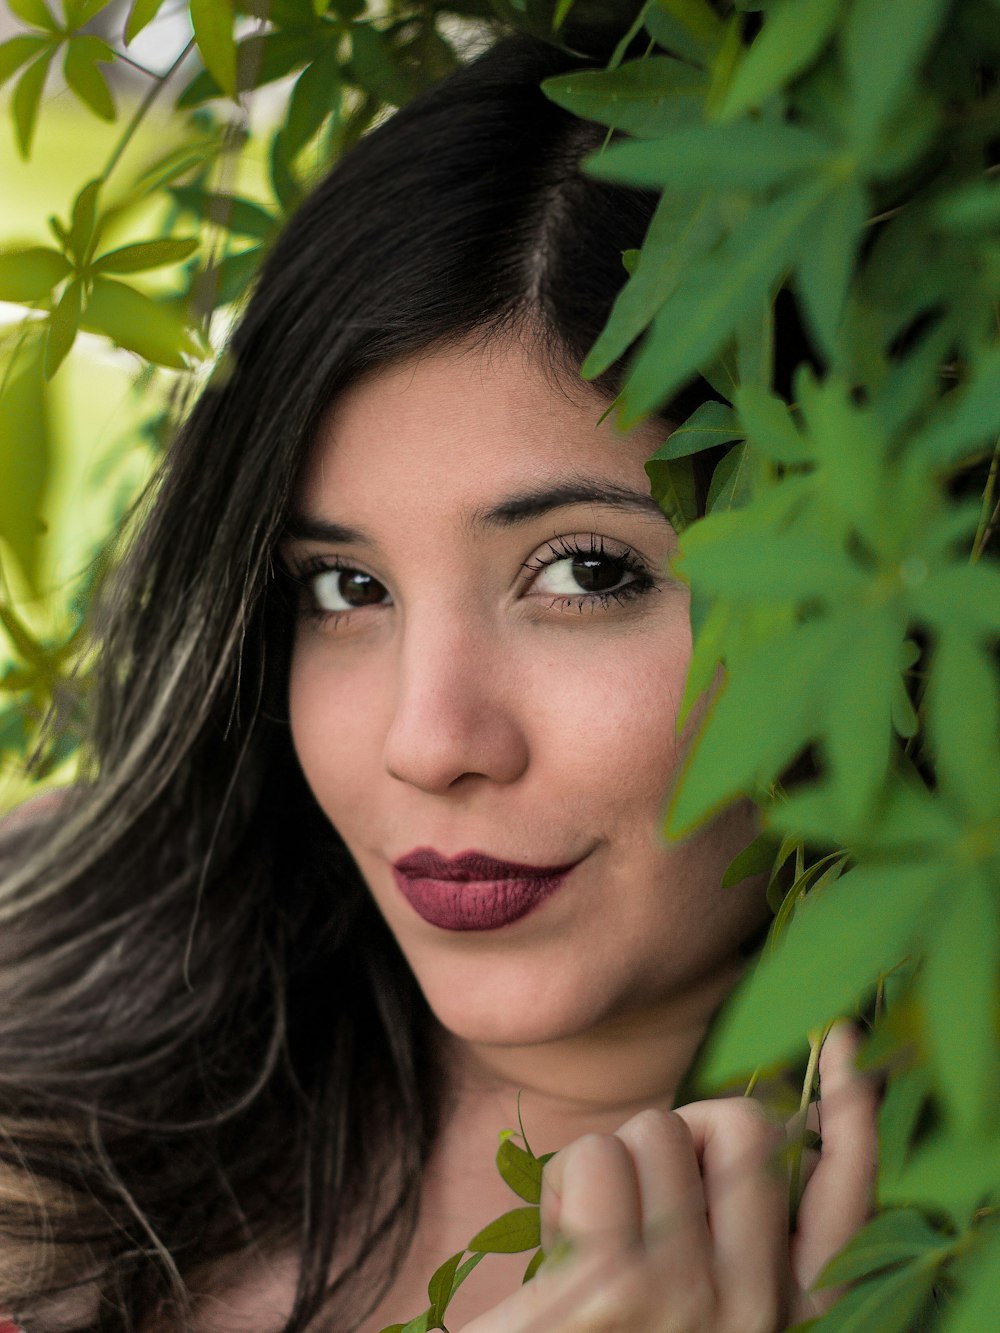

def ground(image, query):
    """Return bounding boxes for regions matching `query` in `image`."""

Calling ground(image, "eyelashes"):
[286,535,660,628]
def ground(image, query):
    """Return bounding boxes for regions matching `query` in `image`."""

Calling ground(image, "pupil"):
[340,571,384,606]
[571,556,624,593]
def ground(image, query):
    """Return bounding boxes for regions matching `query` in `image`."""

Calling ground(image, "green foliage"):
[2,0,999,1326]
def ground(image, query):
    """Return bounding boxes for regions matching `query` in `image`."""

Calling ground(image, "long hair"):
[0,32,719,1333]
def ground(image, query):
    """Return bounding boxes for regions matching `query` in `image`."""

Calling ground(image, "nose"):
[382,615,530,794]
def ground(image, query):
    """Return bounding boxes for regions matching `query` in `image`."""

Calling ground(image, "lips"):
[391,847,583,931]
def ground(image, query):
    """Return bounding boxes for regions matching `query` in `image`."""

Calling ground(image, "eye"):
[534,551,637,597]
[523,535,656,609]
[302,561,391,615]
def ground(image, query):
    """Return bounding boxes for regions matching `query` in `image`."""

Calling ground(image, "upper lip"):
[393,847,583,881]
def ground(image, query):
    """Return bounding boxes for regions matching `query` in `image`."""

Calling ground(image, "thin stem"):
[972,436,999,562]
[109,49,159,78]
[101,37,196,184]
[788,1023,831,1215]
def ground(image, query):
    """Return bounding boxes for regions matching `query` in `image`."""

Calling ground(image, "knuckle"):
[621,1106,694,1150]
[718,1097,785,1147]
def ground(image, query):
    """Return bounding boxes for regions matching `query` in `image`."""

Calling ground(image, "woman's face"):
[285,338,769,1048]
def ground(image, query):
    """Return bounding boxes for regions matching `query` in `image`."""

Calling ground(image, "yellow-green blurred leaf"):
[82,277,199,367]
[0,336,52,595]
[0,246,71,302]
[0,34,51,87]
[190,0,238,99]
[125,0,165,42]
[8,0,60,33]
[63,36,116,121]
[92,237,198,275]
[44,274,83,378]
[12,50,55,158]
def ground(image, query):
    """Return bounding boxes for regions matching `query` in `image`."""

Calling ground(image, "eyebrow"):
[285,480,665,546]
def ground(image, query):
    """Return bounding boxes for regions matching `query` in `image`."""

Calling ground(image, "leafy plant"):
[1,0,998,1329]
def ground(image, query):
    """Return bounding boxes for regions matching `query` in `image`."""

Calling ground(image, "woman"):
[0,30,877,1333]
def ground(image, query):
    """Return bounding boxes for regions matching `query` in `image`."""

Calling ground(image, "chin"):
[422,972,615,1049]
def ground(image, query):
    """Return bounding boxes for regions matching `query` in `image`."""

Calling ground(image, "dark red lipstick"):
[391,847,582,931]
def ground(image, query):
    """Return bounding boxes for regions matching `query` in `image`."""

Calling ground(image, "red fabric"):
[0,1321,24,1332]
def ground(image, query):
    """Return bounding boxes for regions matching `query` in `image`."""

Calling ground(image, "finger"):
[676,1099,792,1329]
[791,1022,879,1306]
[614,1109,715,1304]
[540,1133,642,1259]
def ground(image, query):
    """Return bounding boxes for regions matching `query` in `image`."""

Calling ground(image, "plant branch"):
[101,37,196,184]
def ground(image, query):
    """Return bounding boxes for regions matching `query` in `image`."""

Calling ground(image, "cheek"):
[287,641,385,823]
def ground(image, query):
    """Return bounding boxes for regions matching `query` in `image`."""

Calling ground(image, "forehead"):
[295,337,667,514]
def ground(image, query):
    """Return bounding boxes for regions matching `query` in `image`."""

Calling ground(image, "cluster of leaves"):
[2,0,999,1328]
[546,0,999,1329]
[382,1104,556,1333]
[0,0,514,779]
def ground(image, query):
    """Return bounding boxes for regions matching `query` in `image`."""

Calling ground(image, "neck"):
[432,954,745,1152]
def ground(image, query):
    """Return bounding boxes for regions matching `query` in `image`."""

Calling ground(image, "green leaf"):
[12,50,54,158]
[0,246,71,302]
[496,1137,544,1204]
[877,1059,930,1187]
[881,1129,1000,1225]
[701,861,940,1082]
[814,1209,947,1289]
[82,278,198,367]
[125,0,166,43]
[68,177,102,265]
[169,187,276,241]
[823,607,906,830]
[732,384,805,463]
[921,873,1000,1135]
[805,1256,940,1333]
[44,274,83,378]
[654,401,744,460]
[619,178,832,426]
[585,121,835,193]
[202,245,266,307]
[645,453,698,533]
[63,36,115,120]
[721,830,778,889]
[717,0,840,122]
[0,34,51,88]
[190,0,237,99]
[542,56,706,139]
[666,613,840,836]
[8,0,60,33]
[91,237,198,274]
[796,177,868,361]
[0,336,52,595]
[582,190,724,381]
[705,440,752,513]
[908,344,1000,473]
[522,1248,545,1282]
[843,0,950,153]
[926,633,1000,821]
[426,1250,463,1324]
[644,0,725,68]
[281,44,341,160]
[911,562,1000,640]
[468,1206,541,1254]
[270,128,303,216]
[939,1220,1000,1333]
[349,22,413,107]
[177,31,316,105]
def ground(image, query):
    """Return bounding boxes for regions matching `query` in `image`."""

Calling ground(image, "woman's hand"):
[459,1023,878,1333]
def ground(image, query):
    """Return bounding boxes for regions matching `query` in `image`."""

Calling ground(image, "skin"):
[278,334,878,1333]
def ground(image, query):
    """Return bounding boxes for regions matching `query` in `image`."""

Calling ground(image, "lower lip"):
[391,868,574,931]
